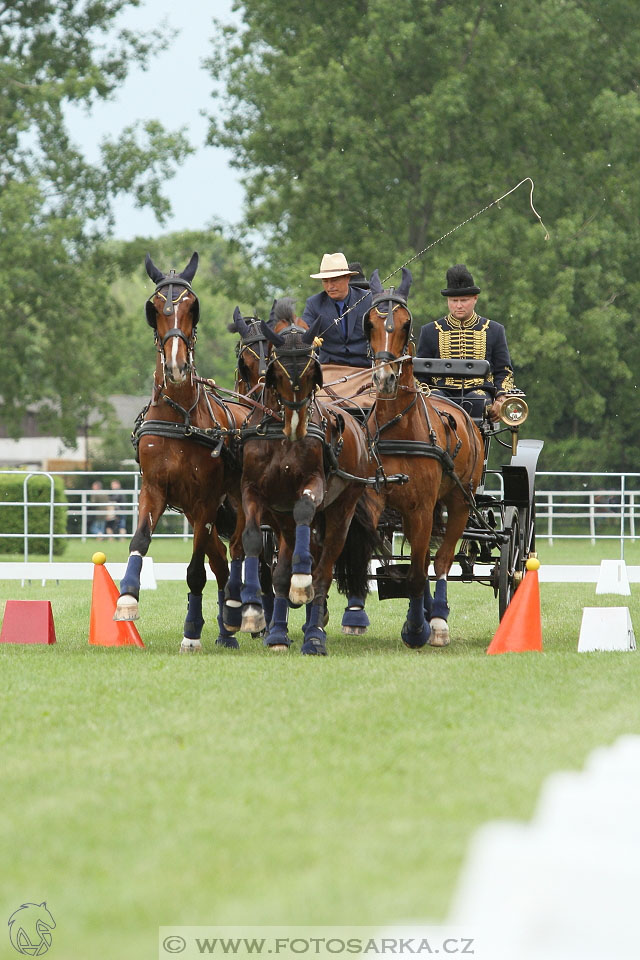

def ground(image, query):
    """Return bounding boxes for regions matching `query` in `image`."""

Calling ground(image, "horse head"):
[364,267,413,397]
[145,252,200,385]
[229,305,272,395]
[260,310,323,441]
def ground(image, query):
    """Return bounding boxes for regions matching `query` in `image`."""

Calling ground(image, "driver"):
[416,264,522,419]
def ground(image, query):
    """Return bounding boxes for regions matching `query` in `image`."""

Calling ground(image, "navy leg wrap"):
[401,594,430,649]
[262,588,274,630]
[223,558,243,629]
[292,524,312,575]
[241,556,262,606]
[301,601,327,656]
[264,596,290,648]
[120,554,143,600]
[432,578,450,621]
[183,592,204,640]
[216,589,239,649]
[342,595,370,630]
[423,580,433,619]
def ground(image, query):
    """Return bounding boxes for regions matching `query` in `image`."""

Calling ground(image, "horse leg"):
[301,493,359,656]
[289,488,321,606]
[208,526,240,651]
[429,492,471,647]
[400,512,433,650]
[240,495,266,634]
[223,513,245,632]
[264,539,293,651]
[114,488,165,621]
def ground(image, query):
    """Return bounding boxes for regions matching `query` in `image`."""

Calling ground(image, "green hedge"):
[0,474,68,555]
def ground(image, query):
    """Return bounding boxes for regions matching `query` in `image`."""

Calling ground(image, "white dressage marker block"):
[578,607,635,652]
[140,556,157,590]
[596,559,630,595]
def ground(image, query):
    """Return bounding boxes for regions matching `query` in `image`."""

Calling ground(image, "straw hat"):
[310,252,358,280]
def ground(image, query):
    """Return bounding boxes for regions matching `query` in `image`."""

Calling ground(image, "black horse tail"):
[215,497,237,541]
[334,490,382,599]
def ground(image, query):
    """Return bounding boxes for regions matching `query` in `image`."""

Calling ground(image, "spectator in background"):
[105,479,127,538]
[89,480,108,538]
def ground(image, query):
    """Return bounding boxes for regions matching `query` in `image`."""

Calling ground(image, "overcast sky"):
[65,0,244,239]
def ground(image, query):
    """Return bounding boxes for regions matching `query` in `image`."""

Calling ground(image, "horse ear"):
[301,317,322,344]
[397,267,413,301]
[369,270,383,296]
[232,307,251,338]
[145,253,164,283]
[180,252,199,283]
[314,362,324,390]
[260,319,285,347]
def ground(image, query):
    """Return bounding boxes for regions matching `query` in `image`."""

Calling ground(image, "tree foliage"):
[207,0,640,469]
[0,0,193,442]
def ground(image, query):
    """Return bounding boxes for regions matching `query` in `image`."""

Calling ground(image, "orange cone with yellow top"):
[487,556,542,654]
[89,552,144,648]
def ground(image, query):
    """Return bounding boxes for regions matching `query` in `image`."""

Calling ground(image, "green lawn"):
[1,570,639,960]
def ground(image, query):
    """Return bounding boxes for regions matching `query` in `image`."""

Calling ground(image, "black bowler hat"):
[441,264,481,297]
[348,261,370,289]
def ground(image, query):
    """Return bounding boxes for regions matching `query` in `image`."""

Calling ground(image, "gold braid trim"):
[437,315,492,388]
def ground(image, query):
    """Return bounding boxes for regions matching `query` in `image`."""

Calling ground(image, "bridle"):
[147,270,200,382]
[365,289,414,364]
[236,318,270,391]
[267,325,322,413]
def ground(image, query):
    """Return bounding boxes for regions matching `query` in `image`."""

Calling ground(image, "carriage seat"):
[413,358,493,424]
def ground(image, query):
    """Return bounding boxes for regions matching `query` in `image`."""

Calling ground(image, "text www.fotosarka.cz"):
[158,927,485,960]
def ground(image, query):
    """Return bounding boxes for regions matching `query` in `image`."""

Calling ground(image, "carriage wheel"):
[498,506,522,620]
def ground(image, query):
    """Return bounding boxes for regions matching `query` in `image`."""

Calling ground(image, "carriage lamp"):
[498,395,529,427]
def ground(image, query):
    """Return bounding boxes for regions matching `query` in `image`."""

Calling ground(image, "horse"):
[114,252,249,652]
[363,267,484,648]
[237,299,379,655]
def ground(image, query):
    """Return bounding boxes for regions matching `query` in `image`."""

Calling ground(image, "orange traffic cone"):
[89,553,144,648]
[0,600,56,644]
[487,558,542,655]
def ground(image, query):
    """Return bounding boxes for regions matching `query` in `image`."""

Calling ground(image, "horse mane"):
[272,297,297,325]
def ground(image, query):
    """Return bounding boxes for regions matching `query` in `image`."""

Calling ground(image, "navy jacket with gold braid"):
[415,312,517,396]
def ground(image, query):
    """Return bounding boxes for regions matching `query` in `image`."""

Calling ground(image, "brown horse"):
[364,268,484,648]
[114,253,249,652]
[238,299,378,655]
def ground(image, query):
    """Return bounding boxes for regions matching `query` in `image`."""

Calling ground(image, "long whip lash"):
[334,177,549,327]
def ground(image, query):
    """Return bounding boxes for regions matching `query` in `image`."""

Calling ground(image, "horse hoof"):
[301,638,327,656]
[429,617,450,647]
[180,637,202,653]
[223,599,242,632]
[113,595,139,621]
[401,619,430,650]
[216,636,240,649]
[289,573,314,605]
[241,605,266,634]
[341,605,370,634]
[268,643,289,653]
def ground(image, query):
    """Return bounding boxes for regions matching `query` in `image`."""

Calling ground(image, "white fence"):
[2,468,640,560]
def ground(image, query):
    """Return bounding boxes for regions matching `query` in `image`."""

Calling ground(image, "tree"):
[207,0,640,468]
[0,1,193,443]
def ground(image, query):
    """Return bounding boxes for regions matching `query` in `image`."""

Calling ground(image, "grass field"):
[1,545,639,959]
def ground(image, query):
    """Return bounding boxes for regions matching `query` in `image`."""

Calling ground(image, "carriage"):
[368,358,542,620]
[122,255,542,654]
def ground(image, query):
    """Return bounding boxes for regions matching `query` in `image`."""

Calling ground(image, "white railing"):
[0,469,191,561]
[2,468,640,559]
